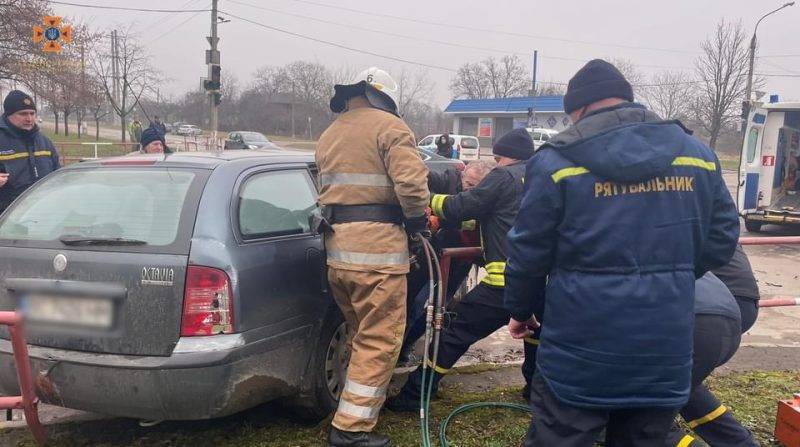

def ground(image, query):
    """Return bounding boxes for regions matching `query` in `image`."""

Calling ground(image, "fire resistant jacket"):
[429,162,526,287]
[316,107,430,274]
[0,117,59,213]
[504,103,740,409]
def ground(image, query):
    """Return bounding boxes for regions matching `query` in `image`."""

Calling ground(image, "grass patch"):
[5,370,798,446]
[718,154,740,171]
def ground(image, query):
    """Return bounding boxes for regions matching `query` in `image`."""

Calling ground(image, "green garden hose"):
[418,239,533,446]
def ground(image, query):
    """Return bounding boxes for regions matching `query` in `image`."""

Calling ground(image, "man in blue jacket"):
[504,60,740,446]
[0,90,60,214]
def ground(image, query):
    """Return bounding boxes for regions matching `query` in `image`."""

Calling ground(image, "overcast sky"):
[53,0,800,108]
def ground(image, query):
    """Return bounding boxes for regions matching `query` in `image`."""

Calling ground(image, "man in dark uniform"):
[0,91,60,214]
[666,272,759,447]
[387,128,537,411]
[504,60,740,446]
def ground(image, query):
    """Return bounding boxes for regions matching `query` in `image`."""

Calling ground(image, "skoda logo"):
[53,254,68,273]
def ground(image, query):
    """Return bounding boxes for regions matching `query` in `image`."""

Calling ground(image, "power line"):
[219,10,459,72]
[141,0,203,31]
[147,5,208,44]
[279,0,698,55]
[50,1,210,13]
[228,0,693,71]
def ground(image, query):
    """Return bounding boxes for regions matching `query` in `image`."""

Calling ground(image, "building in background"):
[445,95,568,148]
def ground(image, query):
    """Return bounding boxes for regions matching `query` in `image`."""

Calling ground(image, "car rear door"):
[229,166,328,335]
[0,166,209,356]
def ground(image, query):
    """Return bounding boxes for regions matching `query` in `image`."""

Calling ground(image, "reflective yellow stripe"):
[424,358,450,374]
[523,337,539,346]
[484,261,506,273]
[551,167,589,183]
[687,405,726,428]
[672,156,716,172]
[430,194,448,218]
[481,273,505,287]
[676,434,695,447]
[461,219,476,231]
[0,151,52,161]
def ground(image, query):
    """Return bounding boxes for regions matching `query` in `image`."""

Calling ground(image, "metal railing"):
[0,312,46,445]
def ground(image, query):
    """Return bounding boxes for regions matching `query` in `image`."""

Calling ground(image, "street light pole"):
[745,2,795,105]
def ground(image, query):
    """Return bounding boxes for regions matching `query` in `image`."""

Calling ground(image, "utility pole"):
[79,43,85,138]
[529,50,538,127]
[206,0,221,148]
[532,50,538,96]
[743,2,794,129]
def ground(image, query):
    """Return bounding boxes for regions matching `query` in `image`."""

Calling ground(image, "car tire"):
[286,307,348,421]
[744,218,763,233]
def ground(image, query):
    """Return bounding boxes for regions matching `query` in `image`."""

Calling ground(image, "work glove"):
[404,215,429,236]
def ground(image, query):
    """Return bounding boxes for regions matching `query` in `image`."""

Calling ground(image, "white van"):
[417,134,481,161]
[739,100,800,232]
[527,127,559,149]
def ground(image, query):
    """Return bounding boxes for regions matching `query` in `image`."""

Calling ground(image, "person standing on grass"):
[0,90,60,214]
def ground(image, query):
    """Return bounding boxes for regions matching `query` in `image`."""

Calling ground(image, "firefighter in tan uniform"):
[316,67,430,447]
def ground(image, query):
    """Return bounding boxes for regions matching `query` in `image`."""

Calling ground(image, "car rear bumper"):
[0,328,309,420]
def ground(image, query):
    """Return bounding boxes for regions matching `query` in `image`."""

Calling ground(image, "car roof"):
[72,149,315,170]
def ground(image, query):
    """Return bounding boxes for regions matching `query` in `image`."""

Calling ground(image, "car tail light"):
[181,266,235,336]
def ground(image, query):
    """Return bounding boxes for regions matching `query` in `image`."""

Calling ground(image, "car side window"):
[541,133,551,142]
[532,132,542,141]
[420,137,433,146]
[238,170,318,240]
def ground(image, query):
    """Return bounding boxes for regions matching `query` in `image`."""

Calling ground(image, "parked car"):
[0,149,450,422]
[526,127,559,150]
[418,147,465,174]
[417,134,481,161]
[225,131,281,150]
[177,124,203,136]
[164,123,174,134]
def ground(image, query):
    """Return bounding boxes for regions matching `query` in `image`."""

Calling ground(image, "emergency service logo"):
[32,16,73,54]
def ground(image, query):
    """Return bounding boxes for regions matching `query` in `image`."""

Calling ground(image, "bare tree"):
[534,80,567,96]
[251,66,290,98]
[91,29,156,142]
[0,0,50,81]
[450,56,529,99]
[395,68,433,117]
[640,70,695,120]
[450,62,490,99]
[484,55,530,98]
[692,20,750,149]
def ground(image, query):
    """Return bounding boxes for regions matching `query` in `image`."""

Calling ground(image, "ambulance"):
[739,98,800,232]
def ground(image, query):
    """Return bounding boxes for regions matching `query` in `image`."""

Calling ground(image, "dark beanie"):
[140,123,166,149]
[492,128,535,161]
[2,90,36,117]
[563,59,633,114]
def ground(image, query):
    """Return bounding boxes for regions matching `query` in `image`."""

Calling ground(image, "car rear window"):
[0,169,197,247]
[461,138,479,149]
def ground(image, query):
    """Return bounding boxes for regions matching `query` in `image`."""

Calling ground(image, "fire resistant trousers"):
[523,371,678,447]
[328,268,407,433]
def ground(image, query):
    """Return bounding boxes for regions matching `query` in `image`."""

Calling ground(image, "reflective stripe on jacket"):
[316,107,430,274]
[0,118,60,212]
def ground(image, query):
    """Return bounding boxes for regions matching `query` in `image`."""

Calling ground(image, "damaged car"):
[0,150,347,421]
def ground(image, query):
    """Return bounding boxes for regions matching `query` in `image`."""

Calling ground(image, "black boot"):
[328,426,390,447]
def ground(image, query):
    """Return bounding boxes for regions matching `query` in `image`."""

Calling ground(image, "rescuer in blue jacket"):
[504,60,740,447]
[0,90,60,214]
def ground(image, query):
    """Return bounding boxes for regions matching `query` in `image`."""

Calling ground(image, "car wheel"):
[287,308,349,420]
[744,218,763,233]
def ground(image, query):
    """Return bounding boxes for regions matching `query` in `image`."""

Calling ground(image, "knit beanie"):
[563,59,634,114]
[140,123,166,149]
[2,90,36,117]
[492,128,535,161]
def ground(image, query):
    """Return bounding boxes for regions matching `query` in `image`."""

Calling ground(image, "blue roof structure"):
[445,95,564,114]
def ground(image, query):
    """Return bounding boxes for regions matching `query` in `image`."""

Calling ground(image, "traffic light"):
[204,64,221,91]
[213,92,221,106]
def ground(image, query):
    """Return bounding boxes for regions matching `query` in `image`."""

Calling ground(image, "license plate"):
[22,294,113,329]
